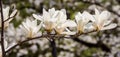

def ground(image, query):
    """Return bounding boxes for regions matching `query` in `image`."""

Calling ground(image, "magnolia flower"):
[20,19,41,38]
[33,8,76,35]
[33,8,59,32]
[54,9,76,35]
[75,11,94,33]
[92,9,117,30]
[0,6,17,28]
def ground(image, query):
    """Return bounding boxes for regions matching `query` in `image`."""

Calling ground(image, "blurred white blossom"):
[33,8,59,32]
[0,6,17,29]
[33,8,76,35]
[6,24,26,42]
[92,9,117,31]
[20,19,41,38]
[54,9,76,35]
[75,11,94,33]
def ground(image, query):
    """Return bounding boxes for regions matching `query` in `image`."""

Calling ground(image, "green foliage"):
[80,48,98,57]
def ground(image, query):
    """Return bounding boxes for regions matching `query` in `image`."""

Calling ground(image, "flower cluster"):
[19,8,117,38]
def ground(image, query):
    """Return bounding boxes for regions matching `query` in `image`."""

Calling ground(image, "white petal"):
[57,11,67,22]
[63,20,77,27]
[10,10,17,17]
[75,12,82,23]
[22,22,30,31]
[61,9,66,14]
[35,22,42,32]
[61,31,76,35]
[33,14,42,21]
[84,23,95,32]
[3,7,10,20]
[95,8,100,15]
[96,11,110,26]
[49,8,55,16]
[101,23,117,30]
[99,11,111,20]
[7,9,17,23]
[82,11,94,22]
[52,11,59,18]
[103,20,112,26]
[43,8,50,20]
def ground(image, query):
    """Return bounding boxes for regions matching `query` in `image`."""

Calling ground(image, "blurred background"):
[2,0,120,57]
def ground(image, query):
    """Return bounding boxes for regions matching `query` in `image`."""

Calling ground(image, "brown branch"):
[5,30,111,54]
[62,31,111,52]
[5,35,47,53]
[49,39,57,57]
[4,11,18,22]
[0,0,6,57]
[72,38,111,52]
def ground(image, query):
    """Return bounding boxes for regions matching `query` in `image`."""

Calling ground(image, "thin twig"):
[4,11,18,22]
[0,0,6,57]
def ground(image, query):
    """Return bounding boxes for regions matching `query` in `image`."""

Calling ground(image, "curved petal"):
[82,11,94,22]
[43,8,50,21]
[61,9,66,14]
[3,7,10,20]
[10,10,17,17]
[49,8,55,16]
[75,12,82,23]
[63,20,77,27]
[33,14,42,21]
[101,23,117,30]
[99,11,111,21]
[103,20,112,26]
[95,8,100,15]
[57,11,67,22]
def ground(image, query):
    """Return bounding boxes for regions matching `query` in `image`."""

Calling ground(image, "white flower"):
[6,24,25,41]
[20,19,41,38]
[75,11,94,33]
[33,8,59,32]
[54,9,76,35]
[0,6,17,28]
[92,9,117,30]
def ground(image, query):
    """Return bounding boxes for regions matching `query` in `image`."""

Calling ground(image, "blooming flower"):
[75,11,94,33]
[33,8,59,32]
[92,9,117,30]
[0,6,17,29]
[33,8,76,35]
[54,9,76,35]
[20,19,41,38]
